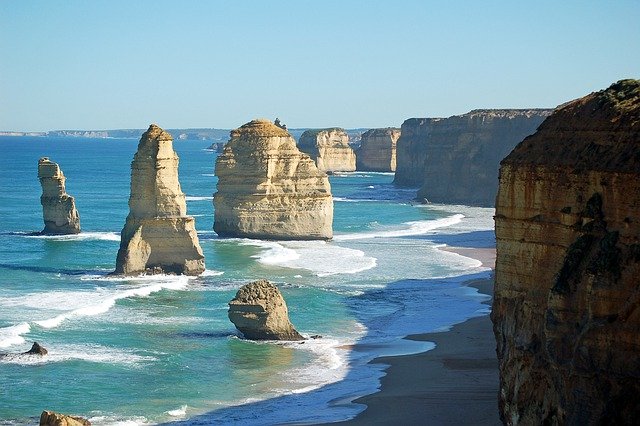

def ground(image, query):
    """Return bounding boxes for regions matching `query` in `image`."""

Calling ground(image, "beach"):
[335,249,500,425]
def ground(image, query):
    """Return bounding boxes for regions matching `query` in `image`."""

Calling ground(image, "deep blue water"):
[0,136,494,425]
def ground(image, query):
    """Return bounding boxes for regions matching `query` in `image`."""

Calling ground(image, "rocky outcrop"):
[40,411,91,426]
[393,109,551,206]
[214,119,333,240]
[493,79,640,425]
[114,124,205,276]
[298,128,356,172]
[38,158,81,234]
[228,279,304,340]
[356,128,400,172]
[24,342,47,355]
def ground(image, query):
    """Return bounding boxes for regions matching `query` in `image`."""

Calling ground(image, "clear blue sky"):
[1,0,638,131]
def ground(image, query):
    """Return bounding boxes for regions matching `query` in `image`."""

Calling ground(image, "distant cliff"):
[493,80,640,424]
[356,128,400,172]
[298,128,356,172]
[394,109,551,206]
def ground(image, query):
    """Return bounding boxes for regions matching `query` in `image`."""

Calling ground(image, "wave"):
[333,214,464,241]
[333,197,379,203]
[201,269,224,277]
[0,322,31,348]
[23,232,121,242]
[185,195,213,201]
[330,171,395,177]
[165,405,188,417]
[0,343,156,367]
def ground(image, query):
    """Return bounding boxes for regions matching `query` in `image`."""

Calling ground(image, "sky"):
[1,1,638,131]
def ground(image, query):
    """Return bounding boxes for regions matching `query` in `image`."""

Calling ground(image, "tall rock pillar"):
[38,157,81,234]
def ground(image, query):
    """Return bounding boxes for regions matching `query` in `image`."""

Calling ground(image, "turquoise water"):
[0,136,494,425]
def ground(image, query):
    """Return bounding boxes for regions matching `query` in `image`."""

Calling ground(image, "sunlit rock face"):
[356,128,400,172]
[298,128,356,172]
[394,109,551,206]
[214,119,333,240]
[493,80,640,425]
[115,124,205,276]
[38,157,81,234]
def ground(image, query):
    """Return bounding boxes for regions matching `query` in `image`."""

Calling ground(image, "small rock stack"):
[38,158,81,234]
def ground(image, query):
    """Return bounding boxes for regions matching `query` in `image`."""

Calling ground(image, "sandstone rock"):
[493,79,640,425]
[23,342,47,355]
[356,128,400,172]
[228,279,304,340]
[38,158,81,234]
[40,410,90,426]
[114,124,205,276]
[298,128,356,172]
[214,119,333,240]
[393,109,551,206]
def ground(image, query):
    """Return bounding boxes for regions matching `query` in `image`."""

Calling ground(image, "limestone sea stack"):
[298,128,356,172]
[38,158,81,234]
[356,128,401,172]
[214,119,333,240]
[394,109,551,206]
[228,279,304,340]
[114,124,205,276]
[493,79,640,424]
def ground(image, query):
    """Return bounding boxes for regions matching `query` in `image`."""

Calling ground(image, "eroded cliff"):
[115,124,205,276]
[394,109,551,206]
[493,79,640,425]
[298,128,356,172]
[38,157,81,234]
[356,128,400,172]
[214,119,333,240]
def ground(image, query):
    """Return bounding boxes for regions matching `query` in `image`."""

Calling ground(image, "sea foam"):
[333,214,464,241]
[24,232,121,242]
[0,322,31,348]
[0,343,156,367]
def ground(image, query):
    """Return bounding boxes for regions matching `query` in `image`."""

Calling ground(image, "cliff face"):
[394,109,551,206]
[493,79,640,425]
[298,128,356,172]
[37,158,81,234]
[115,124,205,276]
[356,128,400,172]
[214,119,333,240]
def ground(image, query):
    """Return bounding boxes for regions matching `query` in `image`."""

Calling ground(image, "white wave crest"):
[201,269,225,277]
[0,344,156,367]
[25,232,121,242]
[165,405,188,417]
[185,196,213,201]
[333,197,378,203]
[0,322,31,348]
[333,214,464,241]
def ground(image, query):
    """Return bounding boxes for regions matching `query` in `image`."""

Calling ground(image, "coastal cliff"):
[298,128,356,172]
[214,119,333,240]
[115,124,205,276]
[37,157,81,234]
[394,109,551,206]
[493,79,640,424]
[356,128,400,172]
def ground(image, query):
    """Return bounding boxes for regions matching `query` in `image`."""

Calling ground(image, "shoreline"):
[330,248,499,425]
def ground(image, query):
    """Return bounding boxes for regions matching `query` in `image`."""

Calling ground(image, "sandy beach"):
[334,248,500,425]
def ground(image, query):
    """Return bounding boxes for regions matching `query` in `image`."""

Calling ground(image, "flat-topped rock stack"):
[298,128,356,172]
[214,119,333,240]
[37,157,81,234]
[356,127,400,172]
[114,124,205,276]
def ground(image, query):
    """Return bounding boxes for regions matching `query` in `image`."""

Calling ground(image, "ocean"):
[0,136,494,425]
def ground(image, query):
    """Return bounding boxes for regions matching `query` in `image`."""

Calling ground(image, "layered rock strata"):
[298,128,356,172]
[356,128,400,172]
[228,279,304,340]
[40,411,91,426]
[114,124,205,276]
[38,158,81,234]
[493,79,640,425]
[394,109,551,206]
[214,119,333,240]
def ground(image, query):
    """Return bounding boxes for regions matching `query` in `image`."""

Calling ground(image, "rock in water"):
[298,128,356,172]
[393,109,551,206]
[493,79,640,425]
[24,342,47,355]
[356,128,400,172]
[114,124,205,276]
[40,410,91,426]
[228,280,304,340]
[214,119,333,240]
[38,158,81,234]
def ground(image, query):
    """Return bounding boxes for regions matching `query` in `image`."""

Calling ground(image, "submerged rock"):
[24,342,47,355]
[356,128,400,172]
[38,158,81,234]
[228,279,304,341]
[493,79,640,425]
[40,411,91,426]
[214,119,333,240]
[298,128,356,172]
[114,124,205,276]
